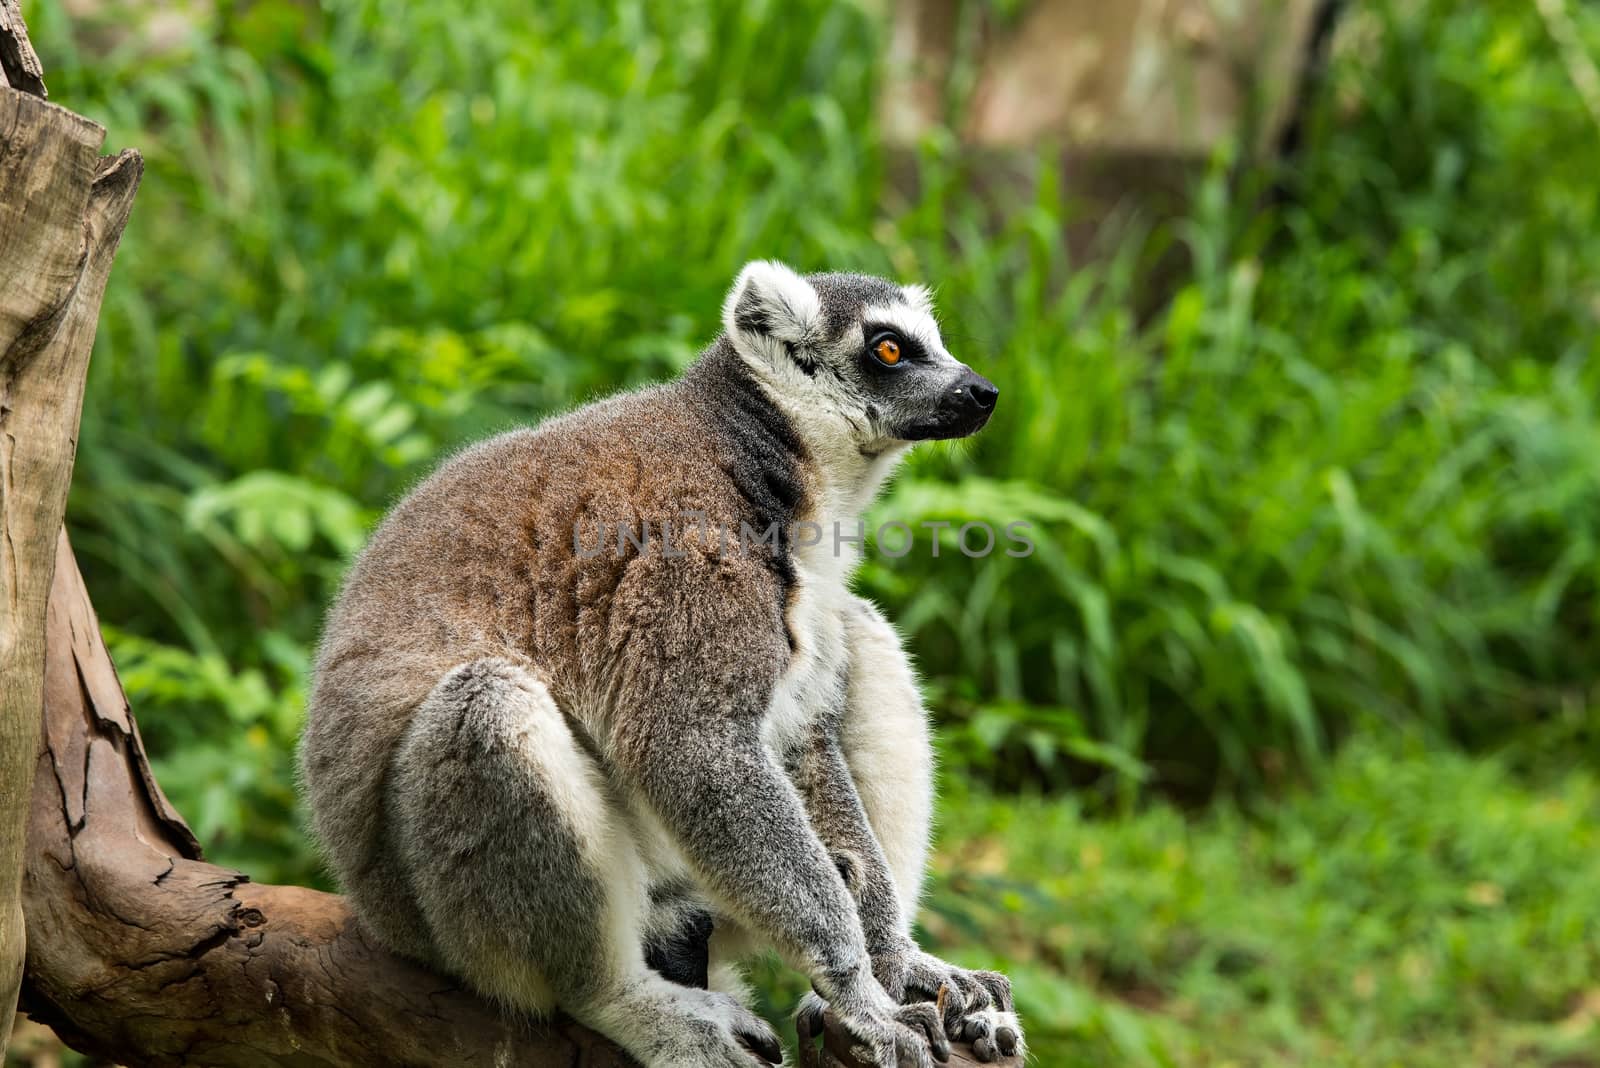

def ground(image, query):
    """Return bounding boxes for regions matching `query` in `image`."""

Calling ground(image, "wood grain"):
[1,80,137,1058]
[0,0,48,97]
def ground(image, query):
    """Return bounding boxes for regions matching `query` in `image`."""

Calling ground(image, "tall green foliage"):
[23,0,1600,881]
[869,0,1600,794]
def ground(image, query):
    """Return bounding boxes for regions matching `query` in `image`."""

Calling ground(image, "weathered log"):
[0,0,47,97]
[0,53,137,1054]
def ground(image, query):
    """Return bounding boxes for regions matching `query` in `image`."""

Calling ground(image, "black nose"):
[970,377,999,410]
[955,371,998,411]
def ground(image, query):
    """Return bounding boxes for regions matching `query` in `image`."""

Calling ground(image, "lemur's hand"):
[806,965,951,1068]
[872,940,1025,1063]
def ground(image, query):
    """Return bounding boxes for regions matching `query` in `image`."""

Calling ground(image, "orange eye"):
[875,338,902,365]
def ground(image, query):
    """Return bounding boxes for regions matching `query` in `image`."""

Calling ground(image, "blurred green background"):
[10,0,1600,1064]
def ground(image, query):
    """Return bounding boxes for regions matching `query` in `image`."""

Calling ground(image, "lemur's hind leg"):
[643,883,714,989]
[388,659,781,1068]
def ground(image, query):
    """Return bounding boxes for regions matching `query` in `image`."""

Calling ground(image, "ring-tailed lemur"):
[299,261,1024,1067]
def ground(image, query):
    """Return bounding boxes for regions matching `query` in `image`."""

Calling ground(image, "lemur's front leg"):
[610,566,950,1068]
[793,598,1025,1061]
[793,730,1024,1062]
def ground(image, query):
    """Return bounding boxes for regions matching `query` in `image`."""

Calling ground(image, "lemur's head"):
[720,260,997,457]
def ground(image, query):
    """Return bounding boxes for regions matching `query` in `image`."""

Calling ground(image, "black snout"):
[964,373,999,411]
[889,367,1000,441]
[946,369,998,435]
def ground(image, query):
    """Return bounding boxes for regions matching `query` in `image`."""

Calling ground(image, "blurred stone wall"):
[882,0,1320,154]
[51,0,208,57]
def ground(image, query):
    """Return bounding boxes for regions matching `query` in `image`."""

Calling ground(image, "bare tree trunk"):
[0,0,48,98]
[0,20,138,1055]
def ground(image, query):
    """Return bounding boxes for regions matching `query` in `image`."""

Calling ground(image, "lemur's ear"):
[722,260,822,364]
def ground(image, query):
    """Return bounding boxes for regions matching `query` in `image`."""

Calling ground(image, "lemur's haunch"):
[299,262,1023,1067]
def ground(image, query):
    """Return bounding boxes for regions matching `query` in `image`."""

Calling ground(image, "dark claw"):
[977,972,1013,1012]
[737,1025,783,1065]
[797,998,826,1036]
[972,1035,998,1062]
[796,997,825,1068]
[995,1025,1019,1057]
[900,1004,950,1061]
[962,1015,992,1042]
[937,986,968,1033]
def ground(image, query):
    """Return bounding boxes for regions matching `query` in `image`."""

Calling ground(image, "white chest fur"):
[761,512,856,759]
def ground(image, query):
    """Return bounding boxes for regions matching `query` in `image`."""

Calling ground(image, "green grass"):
[907,734,1600,1067]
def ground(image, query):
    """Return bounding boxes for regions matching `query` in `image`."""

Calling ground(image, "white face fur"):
[720,260,997,485]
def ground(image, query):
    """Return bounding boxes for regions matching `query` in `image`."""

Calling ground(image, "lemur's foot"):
[689,988,784,1066]
[599,985,782,1068]
[889,950,1024,1062]
[799,986,951,1068]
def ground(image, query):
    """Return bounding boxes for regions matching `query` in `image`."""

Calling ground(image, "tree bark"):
[880,0,1320,153]
[0,41,137,1054]
[0,0,48,98]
